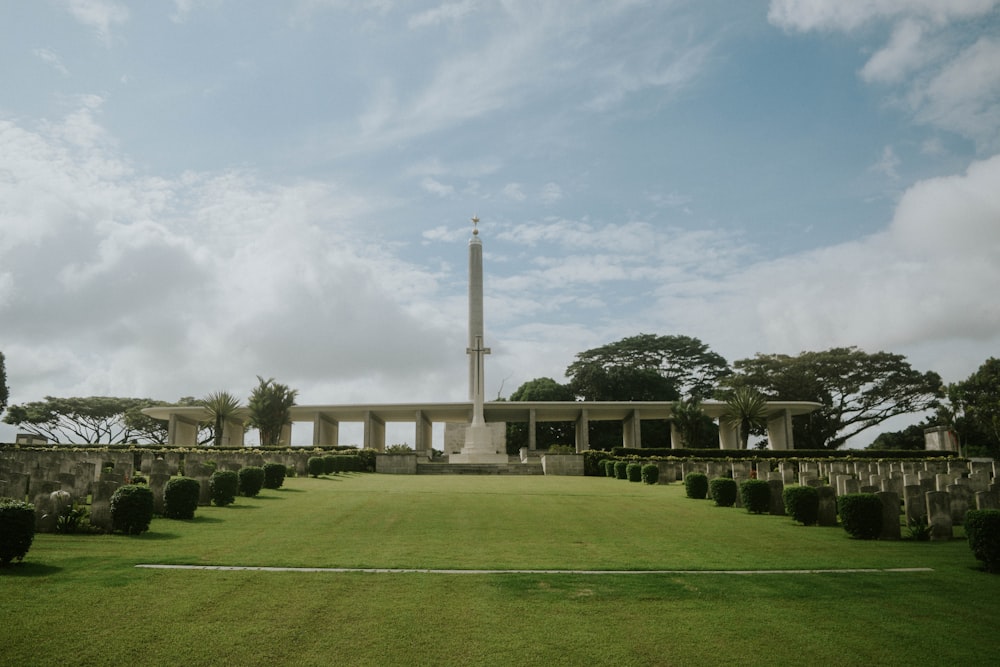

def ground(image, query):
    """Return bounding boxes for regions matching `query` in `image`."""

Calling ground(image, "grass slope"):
[3,474,997,666]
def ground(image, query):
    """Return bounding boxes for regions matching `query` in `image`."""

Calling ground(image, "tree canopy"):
[506,377,576,452]
[197,391,243,448]
[566,334,729,400]
[949,357,1000,457]
[724,347,942,449]
[3,396,163,444]
[247,376,298,446]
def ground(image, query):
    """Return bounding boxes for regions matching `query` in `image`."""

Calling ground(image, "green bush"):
[110,485,154,535]
[965,509,1000,573]
[602,459,616,478]
[614,461,629,480]
[163,477,201,520]
[262,462,286,489]
[626,463,642,483]
[584,450,611,476]
[307,457,325,478]
[740,479,771,514]
[838,494,883,539]
[684,472,709,499]
[238,466,265,497]
[783,485,820,525]
[709,478,738,507]
[357,449,377,472]
[209,470,239,507]
[0,500,35,565]
[322,455,337,475]
[641,464,659,485]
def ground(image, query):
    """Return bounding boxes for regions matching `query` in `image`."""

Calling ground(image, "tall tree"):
[122,397,213,445]
[0,351,8,416]
[247,376,298,447]
[566,333,729,400]
[506,377,576,453]
[720,387,768,449]
[197,391,243,447]
[725,347,942,449]
[670,396,718,449]
[3,396,159,444]
[950,358,1000,457]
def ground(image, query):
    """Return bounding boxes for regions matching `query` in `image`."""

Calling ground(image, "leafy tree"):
[0,351,8,415]
[247,376,298,447]
[868,423,928,451]
[670,396,718,449]
[721,386,768,449]
[949,358,1000,457]
[122,397,213,445]
[506,378,576,454]
[724,347,942,449]
[566,333,729,400]
[197,391,243,447]
[3,396,162,444]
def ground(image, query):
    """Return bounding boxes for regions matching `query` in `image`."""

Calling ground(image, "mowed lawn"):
[3,473,998,666]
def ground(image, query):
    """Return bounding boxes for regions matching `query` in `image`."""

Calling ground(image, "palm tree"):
[671,396,706,448]
[247,376,298,446]
[197,391,242,447]
[721,386,769,449]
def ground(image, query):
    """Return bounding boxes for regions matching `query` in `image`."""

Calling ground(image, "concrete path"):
[136,564,934,575]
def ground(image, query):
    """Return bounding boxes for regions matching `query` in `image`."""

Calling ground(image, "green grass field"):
[3,474,997,666]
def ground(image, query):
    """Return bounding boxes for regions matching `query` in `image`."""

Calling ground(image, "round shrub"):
[131,475,148,485]
[262,462,286,489]
[709,478,738,507]
[740,479,771,514]
[238,466,265,497]
[163,477,201,520]
[684,472,708,499]
[322,455,337,475]
[603,459,617,478]
[0,500,36,566]
[626,463,642,483]
[783,485,820,526]
[641,464,659,485]
[307,456,325,478]
[209,470,239,507]
[838,493,883,539]
[614,461,629,480]
[110,484,154,535]
[965,509,1000,573]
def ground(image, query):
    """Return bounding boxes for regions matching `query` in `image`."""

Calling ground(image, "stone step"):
[417,463,545,475]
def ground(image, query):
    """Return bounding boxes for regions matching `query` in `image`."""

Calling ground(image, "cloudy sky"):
[1,0,998,446]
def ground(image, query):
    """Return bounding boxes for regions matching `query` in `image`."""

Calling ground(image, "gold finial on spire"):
[471,215,480,235]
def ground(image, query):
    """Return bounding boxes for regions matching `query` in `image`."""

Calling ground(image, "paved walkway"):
[136,564,934,575]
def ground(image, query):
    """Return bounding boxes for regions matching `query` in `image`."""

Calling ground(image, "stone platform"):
[417,461,544,475]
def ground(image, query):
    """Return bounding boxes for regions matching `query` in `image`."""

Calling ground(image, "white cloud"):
[32,48,70,76]
[870,145,901,180]
[408,0,479,29]
[767,0,998,33]
[63,0,129,46]
[860,19,930,83]
[421,176,454,197]
[539,182,562,204]
[502,183,526,201]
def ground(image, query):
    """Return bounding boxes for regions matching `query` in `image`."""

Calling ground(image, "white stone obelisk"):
[451,216,508,464]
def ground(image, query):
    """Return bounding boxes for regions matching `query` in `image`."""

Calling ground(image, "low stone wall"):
[376,454,418,474]
[541,454,584,476]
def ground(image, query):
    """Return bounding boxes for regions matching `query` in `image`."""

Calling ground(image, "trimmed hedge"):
[783,485,820,526]
[584,450,612,476]
[307,457,325,478]
[611,448,958,460]
[110,485,154,535]
[740,479,771,514]
[322,455,338,475]
[626,463,642,483]
[238,466,265,497]
[0,500,35,566]
[838,493,883,539]
[965,509,1000,573]
[163,477,201,520]
[603,459,617,478]
[262,462,286,489]
[614,461,629,480]
[641,464,659,485]
[709,478,738,507]
[209,470,239,507]
[685,472,709,499]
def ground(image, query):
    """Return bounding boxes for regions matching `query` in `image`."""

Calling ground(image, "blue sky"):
[1,1,998,446]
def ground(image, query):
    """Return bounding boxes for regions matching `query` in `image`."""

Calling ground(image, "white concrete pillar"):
[670,422,683,449]
[528,409,537,451]
[364,411,386,452]
[222,417,245,447]
[766,409,793,450]
[313,414,340,447]
[718,421,739,449]
[623,410,642,449]
[168,414,199,446]
[415,410,433,457]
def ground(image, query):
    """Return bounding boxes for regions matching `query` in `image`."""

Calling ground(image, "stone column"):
[528,409,537,452]
[169,414,200,446]
[313,413,340,446]
[766,409,793,450]
[575,410,590,453]
[363,411,386,452]
[623,411,641,449]
[717,421,739,449]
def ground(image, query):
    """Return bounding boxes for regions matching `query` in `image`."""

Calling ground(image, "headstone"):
[860,485,879,494]
[799,472,819,486]
[935,474,952,492]
[844,478,861,494]
[186,462,214,506]
[835,474,853,497]
[903,485,925,526]
[805,477,824,488]
[975,490,1000,510]
[4,472,29,502]
[903,473,920,487]
[149,473,171,514]
[817,486,838,526]
[877,491,901,540]
[919,477,936,495]
[32,482,62,533]
[151,459,169,476]
[925,491,953,541]
[768,479,785,516]
[946,484,971,526]
[89,480,120,532]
